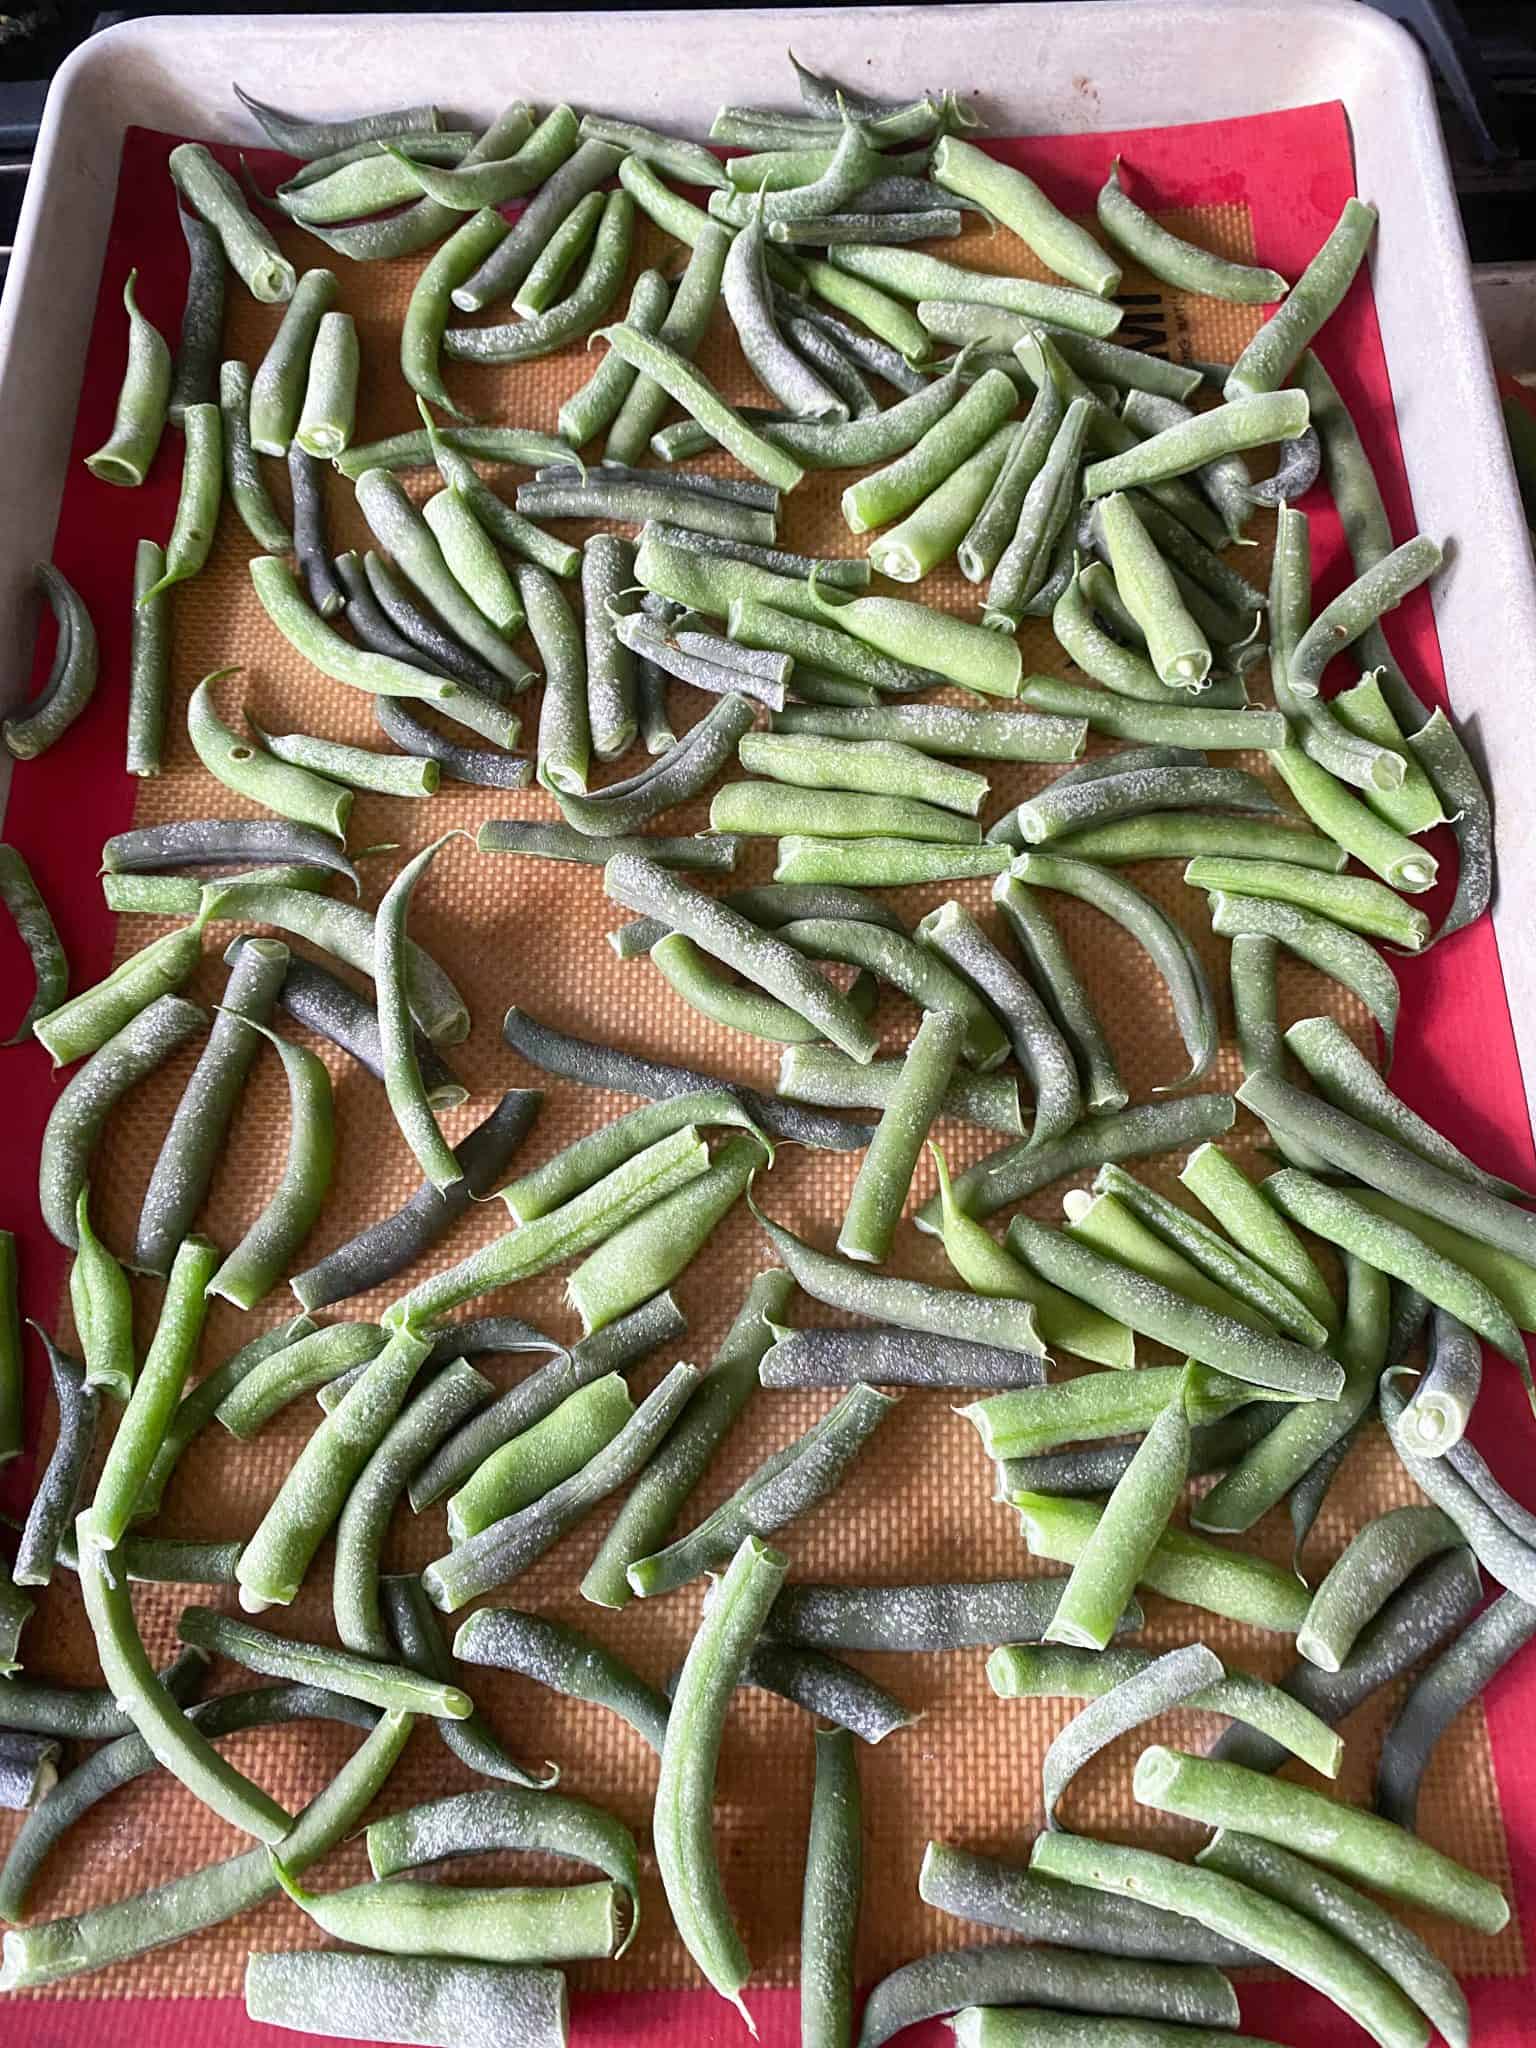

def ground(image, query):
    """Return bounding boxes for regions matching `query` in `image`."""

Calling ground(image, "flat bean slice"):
[1199,1831,1467,2048]
[1030,1835,1421,2048]
[627,1384,895,1598]
[4,563,100,762]
[1226,198,1377,399]
[243,1951,566,2048]
[859,1941,1238,2048]
[0,1708,409,1991]
[422,1365,701,1610]
[1138,1743,1507,1935]
[454,1603,670,1752]
[85,270,171,485]
[766,1577,1140,1652]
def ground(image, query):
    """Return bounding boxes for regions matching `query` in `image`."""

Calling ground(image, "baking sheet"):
[0,89,1533,2048]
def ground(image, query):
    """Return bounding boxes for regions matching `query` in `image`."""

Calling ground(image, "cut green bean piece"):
[802,1726,862,2048]
[178,1605,469,1719]
[779,1044,1022,1135]
[454,1604,670,1752]
[840,1010,966,1263]
[1297,1505,1463,1672]
[1138,1743,1507,1934]
[446,1374,632,1542]
[1096,156,1288,301]
[271,1859,622,1965]
[85,271,171,486]
[1030,1834,1423,2048]
[1179,1143,1336,1332]
[1225,198,1377,399]
[243,1952,567,2048]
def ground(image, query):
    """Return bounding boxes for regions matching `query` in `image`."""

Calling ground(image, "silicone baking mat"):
[0,96,1533,2048]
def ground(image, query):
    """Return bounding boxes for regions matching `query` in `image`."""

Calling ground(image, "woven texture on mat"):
[0,102,1530,2037]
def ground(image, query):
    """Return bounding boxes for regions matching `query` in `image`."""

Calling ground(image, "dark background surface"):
[0,0,1532,280]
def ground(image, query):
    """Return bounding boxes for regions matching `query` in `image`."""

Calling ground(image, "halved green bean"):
[367,1781,639,1951]
[775,837,1010,886]
[40,994,205,1243]
[243,1952,567,2048]
[248,726,435,799]
[293,309,356,458]
[1211,894,1400,1056]
[919,1841,1254,1965]
[1040,1643,1227,1825]
[1226,198,1377,399]
[614,880,902,959]
[1030,1834,1421,2048]
[740,731,986,814]
[520,561,593,790]
[730,600,941,693]
[4,562,99,761]
[1096,156,1287,301]
[1399,1308,1481,1455]
[68,1184,134,1400]
[446,1373,633,1542]
[1053,817,1341,871]
[779,1043,1021,1134]
[426,434,581,578]
[655,1535,788,2023]
[1139,1742,1507,1934]
[1289,539,1441,712]
[801,1727,862,2048]
[422,1362,700,1610]
[163,201,225,423]
[207,877,468,1043]
[992,1642,1340,1777]
[340,422,576,480]
[1020,675,1282,749]
[1285,1014,1524,1199]
[134,401,222,602]
[216,362,290,552]
[1199,1831,1468,2048]
[77,1234,218,1551]
[653,934,872,1044]
[920,298,1203,397]
[216,1324,387,1438]
[715,781,982,845]
[1298,1505,1462,1672]
[14,1331,95,1585]
[647,527,870,593]
[248,267,337,453]
[755,1201,1045,1356]
[860,1939,1238,2048]
[85,271,171,485]
[170,142,295,299]
[1095,491,1209,687]
[423,488,523,637]
[989,874,1125,1115]
[375,102,573,220]
[985,398,1095,631]
[0,1706,408,1990]
[616,613,787,709]
[628,1383,895,1599]
[501,1094,759,1229]
[1013,1490,1311,1632]
[869,422,1020,582]
[187,672,351,837]
[206,1017,334,1311]
[236,1325,432,1608]
[1043,1378,1191,1650]
[828,242,1123,338]
[133,1313,315,1521]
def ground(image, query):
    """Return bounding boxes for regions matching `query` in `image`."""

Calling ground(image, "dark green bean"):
[4,563,100,761]
[1409,708,1493,943]
[381,1573,555,1791]
[453,1603,670,1752]
[801,1727,862,2048]
[14,1331,96,1586]
[766,1576,1143,1653]
[0,845,66,1044]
